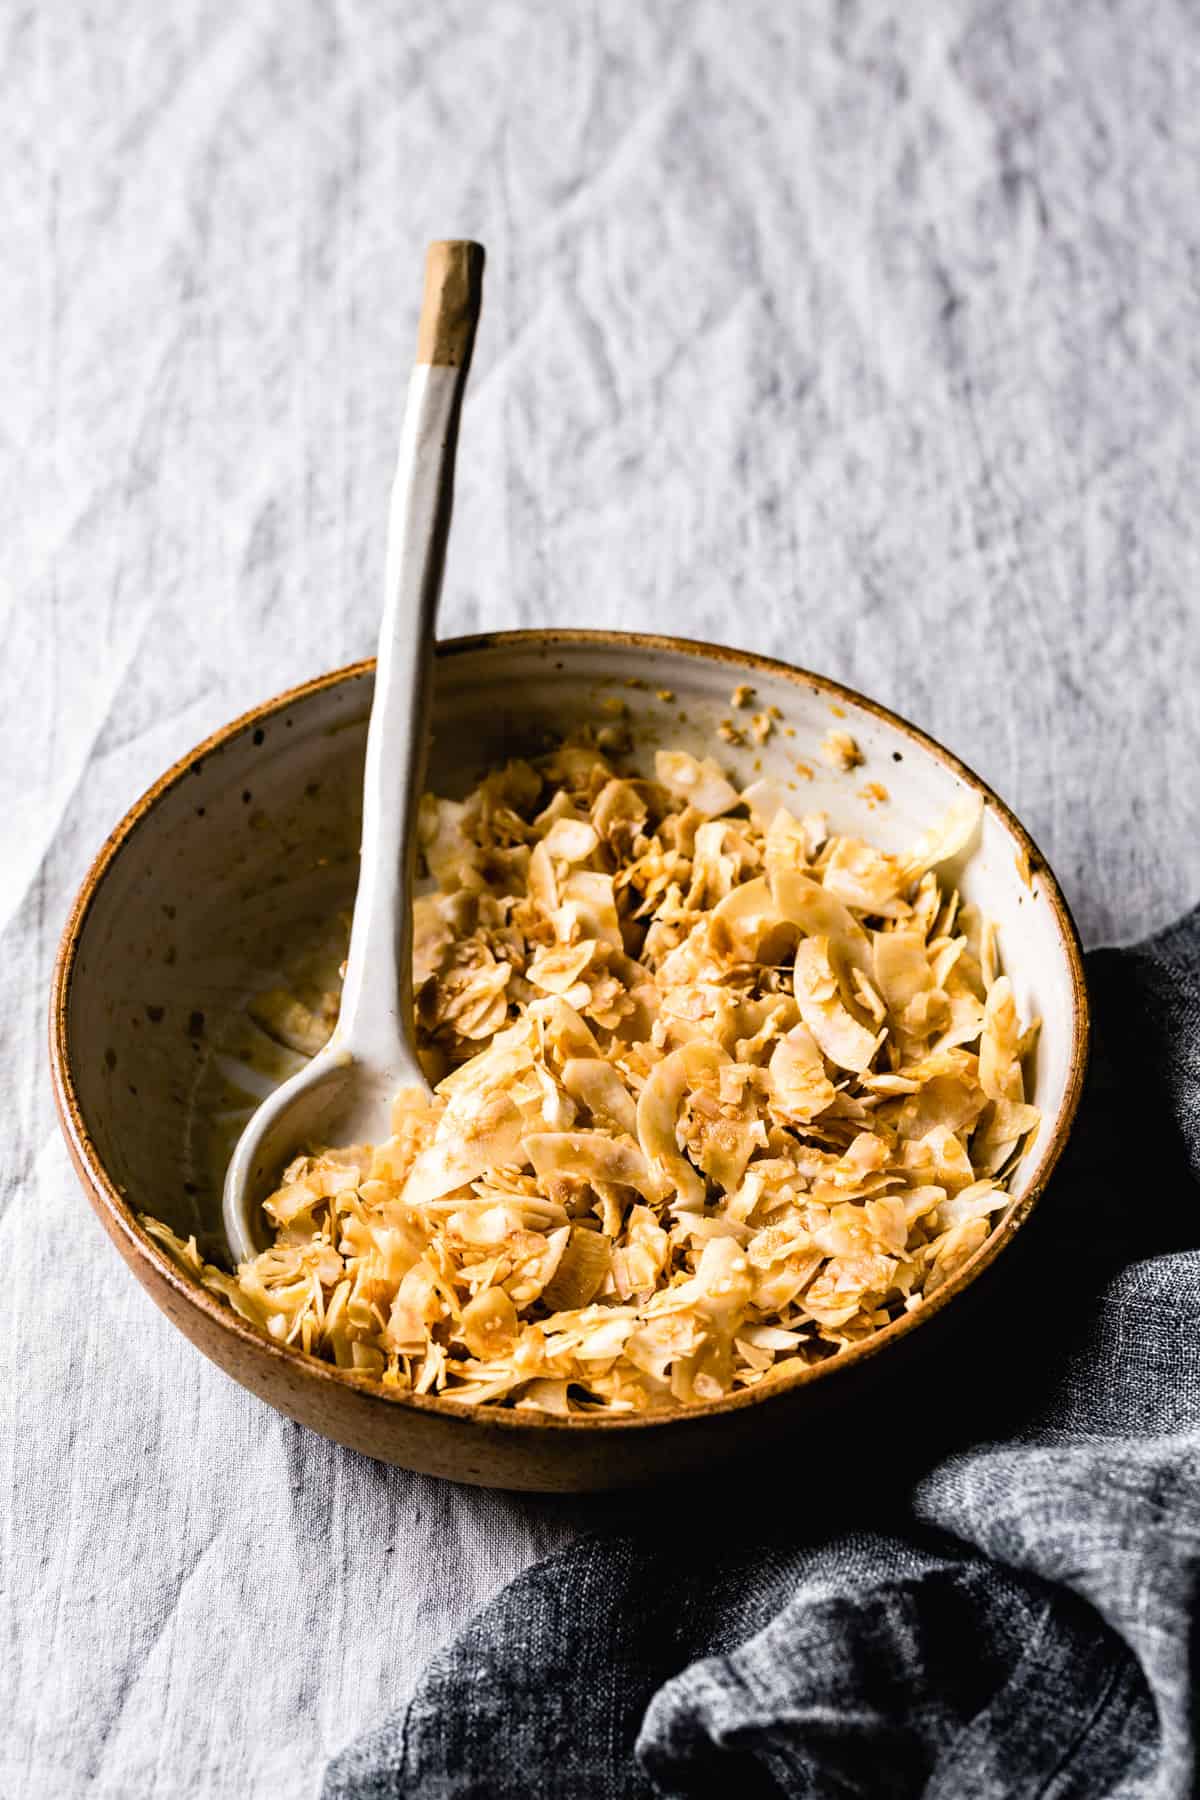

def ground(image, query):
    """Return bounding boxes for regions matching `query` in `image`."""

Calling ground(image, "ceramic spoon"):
[223,239,484,1263]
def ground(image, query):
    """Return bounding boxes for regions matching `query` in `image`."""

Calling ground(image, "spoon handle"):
[337,241,485,1076]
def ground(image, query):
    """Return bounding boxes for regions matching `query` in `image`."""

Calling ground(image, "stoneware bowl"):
[50,632,1089,1490]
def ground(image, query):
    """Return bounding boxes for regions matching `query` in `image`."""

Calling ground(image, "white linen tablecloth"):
[4,2,1199,1794]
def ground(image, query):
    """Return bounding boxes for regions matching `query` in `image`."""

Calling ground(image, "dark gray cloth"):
[324,905,1200,1799]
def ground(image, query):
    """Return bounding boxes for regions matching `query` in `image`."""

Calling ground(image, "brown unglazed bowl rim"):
[50,629,1091,1437]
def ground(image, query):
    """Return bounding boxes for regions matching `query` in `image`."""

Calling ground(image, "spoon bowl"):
[221,1050,391,1255]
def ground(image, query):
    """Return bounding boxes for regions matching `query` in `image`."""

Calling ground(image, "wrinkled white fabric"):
[3,1,1199,1795]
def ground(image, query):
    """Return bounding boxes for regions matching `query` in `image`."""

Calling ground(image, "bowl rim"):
[49,628,1091,1435]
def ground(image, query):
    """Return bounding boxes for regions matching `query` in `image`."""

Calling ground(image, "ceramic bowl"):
[50,632,1089,1490]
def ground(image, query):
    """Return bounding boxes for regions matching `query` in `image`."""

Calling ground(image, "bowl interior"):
[62,634,1083,1287]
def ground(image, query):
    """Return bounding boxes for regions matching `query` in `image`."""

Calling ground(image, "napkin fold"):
[325,906,1200,1800]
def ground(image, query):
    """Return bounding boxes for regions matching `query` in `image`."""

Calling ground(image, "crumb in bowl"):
[820,728,864,771]
[144,737,1040,1415]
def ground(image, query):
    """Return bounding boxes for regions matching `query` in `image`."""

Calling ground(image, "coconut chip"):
[820,729,864,771]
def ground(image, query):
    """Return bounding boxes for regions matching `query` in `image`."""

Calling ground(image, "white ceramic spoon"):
[223,240,484,1262]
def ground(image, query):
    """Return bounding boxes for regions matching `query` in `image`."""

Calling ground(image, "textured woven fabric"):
[327,906,1200,1798]
[6,0,1200,1794]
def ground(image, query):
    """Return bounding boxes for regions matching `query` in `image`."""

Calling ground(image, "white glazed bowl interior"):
[64,633,1086,1286]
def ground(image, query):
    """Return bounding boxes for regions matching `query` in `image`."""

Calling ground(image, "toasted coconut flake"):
[770,867,873,978]
[935,1180,1007,1231]
[979,976,1024,1102]
[460,1288,520,1360]
[541,1226,611,1310]
[904,1124,976,1193]
[872,930,934,1013]
[515,1378,574,1415]
[525,1130,662,1201]
[419,795,478,890]
[823,838,906,916]
[637,1040,724,1212]
[901,797,982,881]
[972,1097,1041,1174]
[793,937,883,1073]
[561,1057,638,1136]
[655,750,740,818]
[820,729,864,771]
[768,1024,837,1123]
[556,870,623,949]
[403,1094,526,1207]
[741,778,787,831]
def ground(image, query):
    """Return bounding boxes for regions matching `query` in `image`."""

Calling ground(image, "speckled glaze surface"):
[50,632,1089,1490]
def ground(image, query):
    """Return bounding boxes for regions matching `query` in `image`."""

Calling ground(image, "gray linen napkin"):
[324,905,1200,1799]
